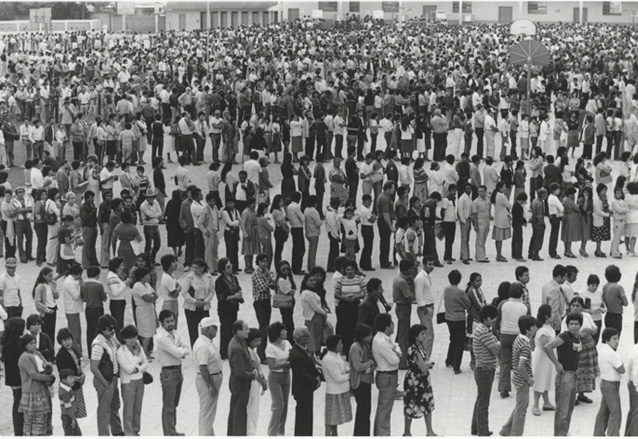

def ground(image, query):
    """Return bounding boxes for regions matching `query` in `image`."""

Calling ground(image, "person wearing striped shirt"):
[500,315,538,437]
[471,305,501,437]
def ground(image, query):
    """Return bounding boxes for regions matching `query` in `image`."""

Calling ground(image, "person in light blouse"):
[179,258,215,347]
[116,325,149,437]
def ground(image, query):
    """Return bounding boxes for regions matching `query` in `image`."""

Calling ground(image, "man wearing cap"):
[193,317,223,435]
[0,257,22,318]
[140,188,163,265]
[12,186,33,264]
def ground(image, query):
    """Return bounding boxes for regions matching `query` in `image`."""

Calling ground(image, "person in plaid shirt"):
[251,253,275,362]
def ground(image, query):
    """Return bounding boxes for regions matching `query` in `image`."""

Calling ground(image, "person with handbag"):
[90,315,124,436]
[116,325,149,436]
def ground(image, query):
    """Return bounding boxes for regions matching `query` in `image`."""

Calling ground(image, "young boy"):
[500,315,537,437]
[59,368,82,436]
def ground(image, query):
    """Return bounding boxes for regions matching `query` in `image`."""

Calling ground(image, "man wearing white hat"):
[193,317,223,435]
[140,188,163,265]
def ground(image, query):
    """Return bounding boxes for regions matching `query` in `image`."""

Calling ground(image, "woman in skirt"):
[491,181,512,262]
[593,183,612,257]
[412,157,429,203]
[561,296,599,405]
[18,333,55,436]
[240,197,260,274]
[400,114,415,160]
[290,114,303,162]
[322,334,352,436]
[561,186,582,258]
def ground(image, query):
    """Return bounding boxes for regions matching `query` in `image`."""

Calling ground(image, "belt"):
[377,370,398,375]
[560,370,577,376]
[162,365,182,370]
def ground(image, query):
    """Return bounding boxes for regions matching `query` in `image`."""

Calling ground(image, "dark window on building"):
[452,1,472,13]
[349,1,360,12]
[603,1,622,15]
[382,1,400,13]
[319,2,338,12]
[527,1,547,14]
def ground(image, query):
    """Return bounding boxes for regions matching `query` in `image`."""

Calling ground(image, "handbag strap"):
[435,289,444,314]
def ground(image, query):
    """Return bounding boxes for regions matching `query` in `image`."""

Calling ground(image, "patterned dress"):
[592,199,611,242]
[403,344,435,419]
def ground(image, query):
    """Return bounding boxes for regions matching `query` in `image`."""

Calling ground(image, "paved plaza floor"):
[0,143,636,437]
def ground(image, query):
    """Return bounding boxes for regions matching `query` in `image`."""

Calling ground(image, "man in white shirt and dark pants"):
[372,313,401,436]
[414,256,436,358]
[593,328,625,436]
[155,309,189,436]
[193,317,223,436]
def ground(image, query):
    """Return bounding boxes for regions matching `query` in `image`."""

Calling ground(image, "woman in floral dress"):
[592,183,612,257]
[403,324,437,436]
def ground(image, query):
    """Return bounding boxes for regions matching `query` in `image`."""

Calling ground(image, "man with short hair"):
[393,259,414,370]
[288,192,305,275]
[0,257,22,318]
[140,188,163,265]
[529,187,547,261]
[541,265,568,332]
[514,266,532,311]
[458,183,473,264]
[472,185,491,263]
[593,328,625,436]
[289,327,321,436]
[80,190,99,267]
[471,305,501,436]
[304,195,322,271]
[81,265,107,354]
[252,254,275,362]
[155,310,189,436]
[414,256,436,358]
[12,186,33,263]
[376,181,396,269]
[227,320,255,436]
[372,313,401,436]
[193,317,223,436]
[158,254,181,327]
[198,192,220,274]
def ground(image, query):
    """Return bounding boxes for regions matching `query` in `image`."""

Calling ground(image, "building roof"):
[165,1,276,12]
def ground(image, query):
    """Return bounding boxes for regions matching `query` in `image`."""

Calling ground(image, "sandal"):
[532,407,541,416]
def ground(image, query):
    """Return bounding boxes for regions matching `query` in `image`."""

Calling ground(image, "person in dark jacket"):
[511,192,528,261]
[26,313,55,362]
[227,320,255,436]
[357,277,390,330]
[1,317,26,436]
[289,326,321,436]
[543,155,562,190]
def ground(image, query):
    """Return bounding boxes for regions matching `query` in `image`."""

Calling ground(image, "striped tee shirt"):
[472,323,500,369]
[334,275,367,306]
[511,334,533,388]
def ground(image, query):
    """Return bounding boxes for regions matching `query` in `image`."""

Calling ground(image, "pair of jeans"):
[306,235,319,271]
[143,225,161,263]
[291,227,305,273]
[554,371,577,436]
[377,217,392,267]
[352,381,372,436]
[549,216,561,257]
[86,307,104,355]
[82,225,99,267]
[61,414,82,436]
[294,394,314,436]
[459,220,471,261]
[605,312,623,336]
[218,305,237,359]
[359,225,374,269]
[395,303,411,368]
[442,221,456,261]
[267,371,290,436]
[185,308,210,347]
[94,378,124,436]
[34,222,47,264]
[224,229,239,272]
[594,380,622,436]
[374,371,398,436]
[472,367,495,436]
[626,381,638,436]
[227,376,251,436]
[196,373,223,435]
[528,223,546,257]
[160,367,183,435]
[14,219,32,262]
[65,313,83,355]
[327,234,340,271]
[121,378,144,436]
[475,128,485,157]
[273,227,288,267]
[109,300,126,335]
[184,231,195,267]
[336,300,360,356]
[498,333,518,394]
[417,305,435,358]
[445,319,465,371]
[253,299,272,361]
[500,382,530,436]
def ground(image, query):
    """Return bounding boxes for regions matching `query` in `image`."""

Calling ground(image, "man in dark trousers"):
[357,277,386,329]
[345,146,359,204]
[289,327,321,436]
[227,320,255,436]
[376,181,396,269]
[80,190,99,267]
[288,191,306,275]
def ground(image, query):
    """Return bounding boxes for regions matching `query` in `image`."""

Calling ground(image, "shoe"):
[462,260,469,265]
[532,407,541,416]
[564,252,576,258]
[577,394,593,404]
[550,254,561,259]
[532,256,544,261]
[446,260,452,265]
[434,263,444,267]
[579,249,589,257]
[454,369,462,375]
[293,270,306,275]
[574,399,580,406]
[362,267,376,271]
[515,258,527,262]
[244,269,254,274]
[450,258,457,261]
[500,391,510,398]
[477,259,489,263]
[496,257,508,262]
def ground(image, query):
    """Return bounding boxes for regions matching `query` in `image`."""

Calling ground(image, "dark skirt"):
[592,217,611,242]
[281,177,296,200]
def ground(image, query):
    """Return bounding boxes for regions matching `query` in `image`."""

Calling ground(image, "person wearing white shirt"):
[106,262,131,333]
[157,254,181,325]
[547,184,564,259]
[193,317,223,436]
[140,190,163,264]
[322,336,352,436]
[30,163,45,190]
[593,328,625,436]
[243,152,262,191]
[413,258,436,357]
[117,325,150,437]
[458,184,474,264]
[154,309,189,436]
[61,265,84,353]
[371,313,401,436]
[287,193,305,274]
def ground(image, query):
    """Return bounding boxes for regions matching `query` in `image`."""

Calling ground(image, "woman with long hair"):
[300,272,327,357]
[2,317,27,435]
[116,325,149,436]
[280,152,297,203]
[32,266,59,344]
[577,185,594,257]
[466,272,486,370]
[403,324,436,437]
[130,267,158,358]
[55,328,87,422]
[215,257,244,359]
[18,333,56,436]
[593,183,612,257]
[265,321,292,436]
[531,304,556,416]
[491,181,512,262]
[164,189,185,257]
[275,260,297,337]
[349,323,375,436]
[257,202,274,266]
[111,210,142,271]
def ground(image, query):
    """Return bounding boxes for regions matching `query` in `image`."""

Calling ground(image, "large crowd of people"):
[0,15,638,436]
